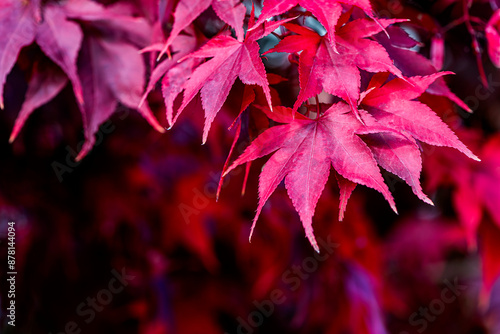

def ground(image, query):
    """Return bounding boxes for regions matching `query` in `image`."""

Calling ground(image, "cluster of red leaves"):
[2,0,500,333]
[1,0,164,159]
[139,0,483,253]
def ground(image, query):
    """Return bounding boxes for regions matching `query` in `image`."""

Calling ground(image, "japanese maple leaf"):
[36,2,84,104]
[61,0,165,159]
[10,60,69,143]
[259,101,432,220]
[8,1,85,142]
[360,72,480,161]
[264,19,403,115]
[72,11,164,160]
[170,19,291,143]
[162,57,201,127]
[140,31,203,127]
[251,0,375,51]
[360,122,434,206]
[63,0,153,46]
[0,0,38,110]
[224,103,398,252]
[158,0,246,59]
[0,0,84,110]
[8,0,163,159]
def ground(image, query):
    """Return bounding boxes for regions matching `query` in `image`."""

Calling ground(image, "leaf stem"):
[315,95,320,119]
[462,0,488,87]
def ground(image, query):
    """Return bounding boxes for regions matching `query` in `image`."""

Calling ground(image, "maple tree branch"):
[442,17,467,33]
[441,15,483,34]
[315,95,320,119]
[469,16,486,27]
[462,0,488,87]
[270,31,283,40]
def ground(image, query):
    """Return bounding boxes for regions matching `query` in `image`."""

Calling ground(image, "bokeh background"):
[1,0,500,333]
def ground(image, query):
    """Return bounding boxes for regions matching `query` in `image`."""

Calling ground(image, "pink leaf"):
[36,4,84,104]
[252,0,374,51]
[265,18,403,114]
[361,73,480,161]
[175,31,274,143]
[159,0,246,58]
[10,61,68,143]
[225,102,397,252]
[0,0,37,108]
[212,0,246,42]
[76,36,163,160]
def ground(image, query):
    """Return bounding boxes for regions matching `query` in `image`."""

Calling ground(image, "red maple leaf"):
[361,130,433,206]
[0,0,82,112]
[10,60,69,145]
[223,103,399,252]
[7,0,84,143]
[252,0,375,51]
[360,72,479,161]
[5,0,164,159]
[264,18,403,116]
[140,30,203,127]
[223,72,479,252]
[68,0,166,159]
[158,0,247,59]
[0,0,39,110]
[168,18,292,143]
